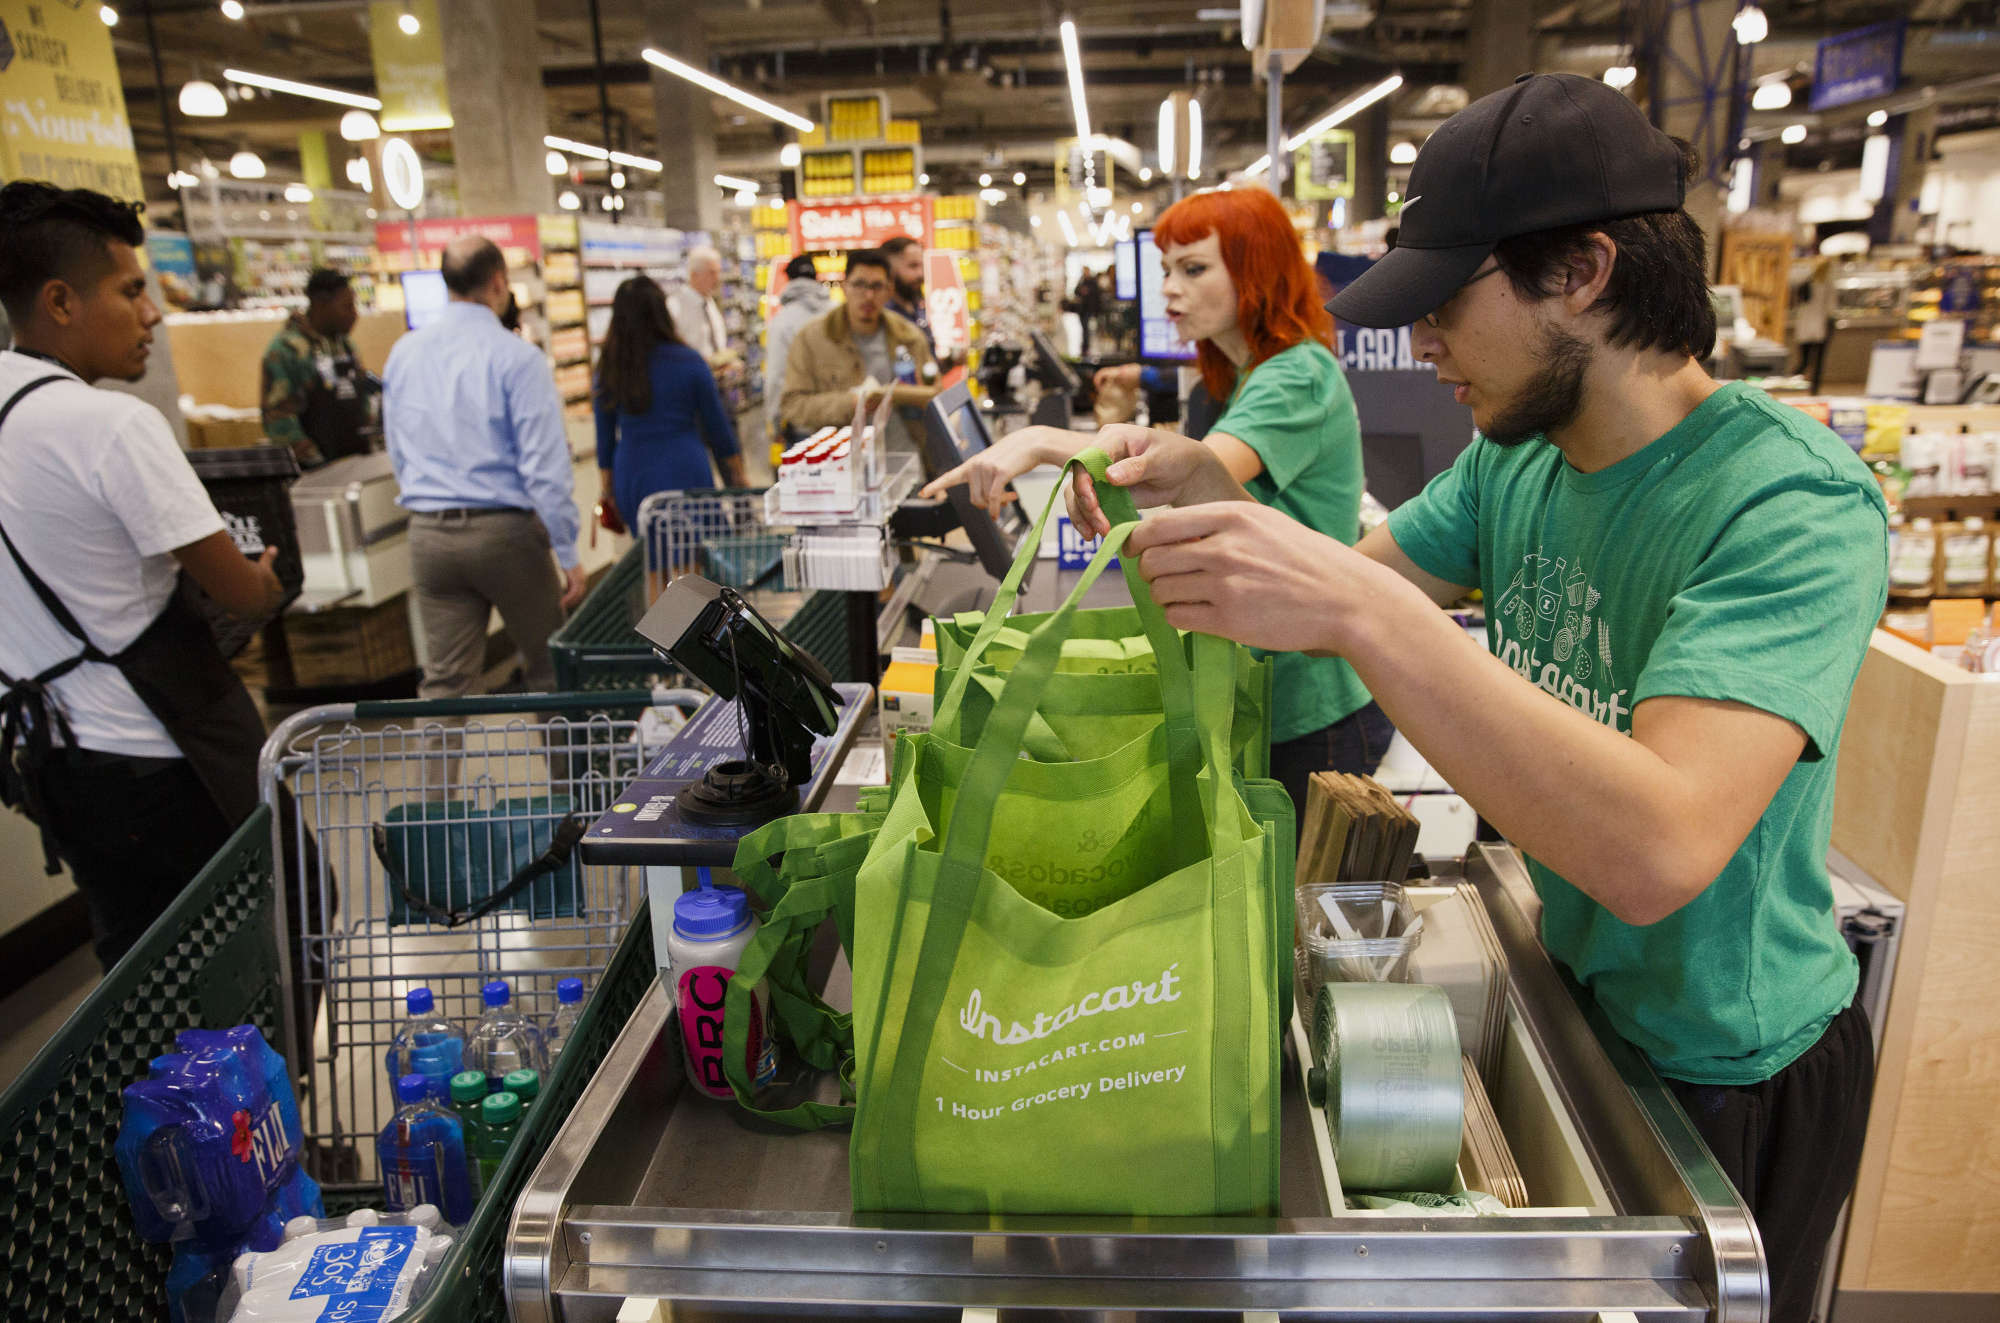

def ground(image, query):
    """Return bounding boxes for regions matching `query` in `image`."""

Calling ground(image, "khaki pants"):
[409,509,562,699]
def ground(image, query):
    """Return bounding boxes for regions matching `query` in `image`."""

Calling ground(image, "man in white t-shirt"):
[0,181,284,969]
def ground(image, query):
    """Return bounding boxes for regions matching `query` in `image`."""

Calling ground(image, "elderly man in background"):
[382,235,583,700]
[669,245,735,369]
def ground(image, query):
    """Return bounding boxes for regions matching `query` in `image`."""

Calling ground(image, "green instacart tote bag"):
[848,471,1283,1216]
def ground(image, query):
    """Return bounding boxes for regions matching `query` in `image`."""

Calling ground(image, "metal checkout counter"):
[500,395,1768,1322]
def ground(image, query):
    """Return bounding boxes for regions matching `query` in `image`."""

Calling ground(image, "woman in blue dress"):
[594,275,746,529]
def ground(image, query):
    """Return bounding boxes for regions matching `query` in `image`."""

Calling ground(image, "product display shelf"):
[540,213,591,418]
[505,843,1765,1320]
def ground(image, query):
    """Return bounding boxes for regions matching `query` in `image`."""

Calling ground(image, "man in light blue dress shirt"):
[383,236,584,699]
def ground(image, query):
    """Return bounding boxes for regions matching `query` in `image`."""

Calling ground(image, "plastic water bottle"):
[545,977,585,1065]
[473,1091,523,1190]
[447,1070,488,1198]
[503,1068,540,1117]
[665,885,777,1100]
[375,1074,475,1225]
[894,344,918,385]
[384,987,465,1099]
[465,980,547,1093]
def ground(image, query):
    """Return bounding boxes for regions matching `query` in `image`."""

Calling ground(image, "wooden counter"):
[165,309,406,411]
[1829,631,2000,1320]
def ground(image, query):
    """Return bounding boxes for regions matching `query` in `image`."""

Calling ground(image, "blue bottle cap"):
[556,977,584,1004]
[406,987,434,1016]
[481,980,510,1008]
[673,886,751,940]
[396,1073,431,1104]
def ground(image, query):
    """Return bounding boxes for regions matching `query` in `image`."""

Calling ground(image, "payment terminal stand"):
[579,576,872,977]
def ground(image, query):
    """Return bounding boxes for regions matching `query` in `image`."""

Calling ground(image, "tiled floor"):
[0,944,99,1095]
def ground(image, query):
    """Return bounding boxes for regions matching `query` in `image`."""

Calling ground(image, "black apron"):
[297,345,379,464]
[0,373,266,872]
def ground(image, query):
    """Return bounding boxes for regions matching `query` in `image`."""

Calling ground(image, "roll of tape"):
[1307,982,1463,1193]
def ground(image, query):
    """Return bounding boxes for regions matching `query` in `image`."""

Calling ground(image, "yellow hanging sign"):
[0,0,144,203]
[369,0,452,132]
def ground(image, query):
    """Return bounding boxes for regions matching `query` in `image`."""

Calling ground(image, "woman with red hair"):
[921,186,1391,798]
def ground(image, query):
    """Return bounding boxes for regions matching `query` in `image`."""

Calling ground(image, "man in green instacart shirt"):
[1065,74,1884,1323]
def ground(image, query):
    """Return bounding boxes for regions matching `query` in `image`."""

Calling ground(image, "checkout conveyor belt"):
[502,844,1766,1321]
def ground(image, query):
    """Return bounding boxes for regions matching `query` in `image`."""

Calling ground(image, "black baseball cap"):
[1329,72,1686,329]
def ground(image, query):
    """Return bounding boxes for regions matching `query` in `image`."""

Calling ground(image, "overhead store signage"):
[1293,129,1355,202]
[378,136,426,210]
[788,195,933,252]
[369,0,451,132]
[924,251,970,354]
[0,0,143,202]
[1811,21,1904,112]
[374,214,541,262]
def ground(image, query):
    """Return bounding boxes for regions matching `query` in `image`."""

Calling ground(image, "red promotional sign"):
[924,250,971,355]
[372,214,543,262]
[788,195,934,253]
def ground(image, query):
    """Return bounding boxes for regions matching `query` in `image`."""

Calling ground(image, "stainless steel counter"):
[505,845,1764,1321]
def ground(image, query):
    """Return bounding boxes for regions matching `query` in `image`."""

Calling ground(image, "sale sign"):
[788,195,934,253]
[925,251,971,355]
[373,215,542,263]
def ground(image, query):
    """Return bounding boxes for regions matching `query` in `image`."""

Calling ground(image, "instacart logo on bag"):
[958,963,1182,1046]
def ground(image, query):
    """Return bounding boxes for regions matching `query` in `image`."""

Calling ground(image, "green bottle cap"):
[502,1068,540,1100]
[481,1090,522,1124]
[449,1070,487,1103]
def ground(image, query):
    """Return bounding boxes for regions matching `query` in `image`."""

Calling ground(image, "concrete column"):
[1869,107,1935,247]
[439,0,552,217]
[1461,0,1537,102]
[1642,0,1742,277]
[644,0,722,234]
[1351,102,1390,226]
[1752,137,1786,211]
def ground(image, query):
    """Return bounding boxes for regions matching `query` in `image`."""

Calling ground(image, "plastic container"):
[1294,882,1423,1008]
[447,1070,489,1198]
[376,1074,476,1225]
[465,980,548,1092]
[185,445,304,657]
[385,986,466,1100]
[546,977,586,1064]
[665,885,778,1100]
[502,1068,540,1117]
[473,1091,523,1190]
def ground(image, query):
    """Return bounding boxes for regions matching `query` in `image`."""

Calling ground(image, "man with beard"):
[878,235,935,357]
[1060,74,1882,1323]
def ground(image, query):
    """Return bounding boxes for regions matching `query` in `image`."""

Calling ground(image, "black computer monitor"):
[922,381,1032,580]
[1113,238,1138,301]
[400,269,449,331]
[1134,228,1197,365]
[1026,326,1082,395]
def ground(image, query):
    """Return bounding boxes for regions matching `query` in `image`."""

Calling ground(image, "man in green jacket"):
[259,267,377,467]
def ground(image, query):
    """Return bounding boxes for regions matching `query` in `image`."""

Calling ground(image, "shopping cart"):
[258,691,655,1199]
[639,485,791,601]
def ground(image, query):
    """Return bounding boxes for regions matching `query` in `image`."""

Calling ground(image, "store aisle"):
[0,946,99,1094]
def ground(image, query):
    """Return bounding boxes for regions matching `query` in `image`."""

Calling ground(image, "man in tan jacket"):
[780,248,935,455]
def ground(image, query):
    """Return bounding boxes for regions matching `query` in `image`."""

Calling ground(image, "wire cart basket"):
[259,691,656,1201]
[639,485,791,602]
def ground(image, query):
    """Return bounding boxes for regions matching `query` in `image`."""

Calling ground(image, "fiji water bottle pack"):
[113,1025,323,1323]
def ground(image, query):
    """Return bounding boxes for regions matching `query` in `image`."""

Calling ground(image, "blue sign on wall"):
[1811,21,1905,112]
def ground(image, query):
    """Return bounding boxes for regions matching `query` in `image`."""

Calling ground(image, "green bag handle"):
[866,508,1247,1208]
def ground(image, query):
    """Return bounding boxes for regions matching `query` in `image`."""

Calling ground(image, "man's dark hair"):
[845,248,891,280]
[1490,139,1716,361]
[878,235,920,259]
[305,268,351,302]
[441,238,507,296]
[0,181,146,325]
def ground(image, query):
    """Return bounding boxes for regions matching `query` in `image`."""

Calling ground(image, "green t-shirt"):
[1386,382,1887,1084]
[1214,340,1374,742]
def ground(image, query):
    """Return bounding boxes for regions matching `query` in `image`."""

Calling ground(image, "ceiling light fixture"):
[1186,98,1202,179]
[99,5,118,26]
[641,47,815,133]
[715,173,760,192]
[1866,109,1887,128]
[1751,79,1792,111]
[1158,97,1175,176]
[1389,140,1417,165]
[1030,214,1042,227]
[397,6,420,35]
[225,68,382,111]
[1057,209,1080,247]
[1732,4,1768,45]
[610,170,626,189]
[1604,64,1638,89]
[980,187,1006,205]
[1286,74,1403,151]
[541,134,661,171]
[339,109,380,141]
[979,172,992,187]
[779,143,802,168]
[1781,123,1807,144]
[345,157,372,189]
[1060,19,1092,143]
[1242,153,1271,177]
[167,170,200,190]
[179,80,228,118]
[546,149,567,175]
[1013,171,1027,186]
[918,172,929,185]
[220,0,244,17]
[558,189,580,211]
[228,150,266,179]
[283,183,313,203]
[1139,165,1153,182]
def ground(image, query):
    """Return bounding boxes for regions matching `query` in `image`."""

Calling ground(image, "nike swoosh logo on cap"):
[1401,195,1421,209]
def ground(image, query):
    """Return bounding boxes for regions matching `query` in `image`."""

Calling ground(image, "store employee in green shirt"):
[1067,74,1883,1323]
[922,185,1391,804]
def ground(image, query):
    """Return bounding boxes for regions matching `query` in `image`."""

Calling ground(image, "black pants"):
[34,753,234,970]
[1666,1000,1875,1323]
[1269,700,1397,818]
